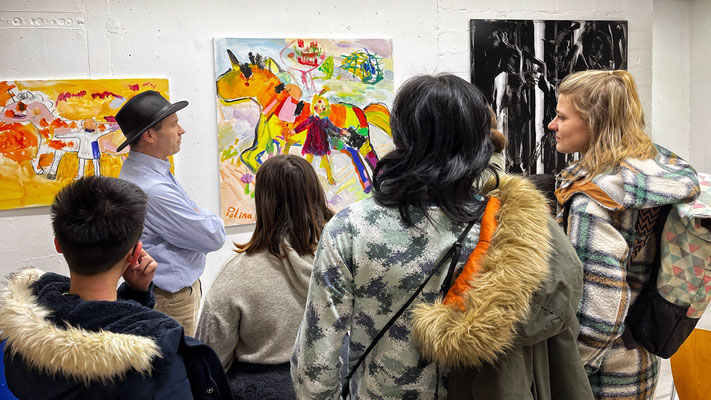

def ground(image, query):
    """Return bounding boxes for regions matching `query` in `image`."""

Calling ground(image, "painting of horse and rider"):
[214,38,394,226]
[0,79,170,210]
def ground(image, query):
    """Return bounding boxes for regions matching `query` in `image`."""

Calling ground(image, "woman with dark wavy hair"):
[196,154,332,400]
[371,74,494,225]
[292,74,592,399]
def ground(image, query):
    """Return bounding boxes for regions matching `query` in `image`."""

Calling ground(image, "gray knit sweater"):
[196,245,313,370]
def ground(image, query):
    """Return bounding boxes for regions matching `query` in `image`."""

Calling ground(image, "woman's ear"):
[53,237,62,253]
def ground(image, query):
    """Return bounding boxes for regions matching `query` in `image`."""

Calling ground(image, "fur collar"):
[0,268,161,384]
[412,175,552,368]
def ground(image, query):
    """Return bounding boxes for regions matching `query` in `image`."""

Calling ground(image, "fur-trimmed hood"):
[0,268,163,386]
[411,175,554,368]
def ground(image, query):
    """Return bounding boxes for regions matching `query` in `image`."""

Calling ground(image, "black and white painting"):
[470,19,628,174]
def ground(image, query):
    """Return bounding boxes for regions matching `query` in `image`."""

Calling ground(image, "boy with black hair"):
[0,176,230,399]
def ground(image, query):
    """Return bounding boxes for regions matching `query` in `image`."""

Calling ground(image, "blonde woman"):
[551,70,700,399]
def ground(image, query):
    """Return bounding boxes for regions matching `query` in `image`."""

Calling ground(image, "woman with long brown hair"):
[552,70,699,400]
[196,154,333,400]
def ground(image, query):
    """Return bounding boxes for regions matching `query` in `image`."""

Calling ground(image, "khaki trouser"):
[154,279,202,337]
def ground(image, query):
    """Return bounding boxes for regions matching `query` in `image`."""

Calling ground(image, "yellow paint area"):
[15,80,169,121]
[0,79,171,210]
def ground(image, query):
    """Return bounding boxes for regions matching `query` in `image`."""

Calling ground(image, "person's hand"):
[123,248,157,292]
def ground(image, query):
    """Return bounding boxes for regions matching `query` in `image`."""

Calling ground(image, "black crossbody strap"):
[340,218,478,399]
[439,237,464,296]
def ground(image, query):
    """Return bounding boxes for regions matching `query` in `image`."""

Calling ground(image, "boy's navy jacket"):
[0,268,232,400]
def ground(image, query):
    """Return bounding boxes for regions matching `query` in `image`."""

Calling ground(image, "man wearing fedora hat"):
[116,90,226,336]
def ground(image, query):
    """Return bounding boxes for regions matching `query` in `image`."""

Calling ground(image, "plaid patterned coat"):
[555,145,700,400]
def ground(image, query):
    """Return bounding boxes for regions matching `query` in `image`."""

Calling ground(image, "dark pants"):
[227,361,295,400]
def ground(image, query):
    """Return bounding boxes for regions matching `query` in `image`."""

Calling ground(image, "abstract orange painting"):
[0,79,169,210]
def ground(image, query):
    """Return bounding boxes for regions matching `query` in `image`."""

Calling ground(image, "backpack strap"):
[622,204,672,350]
[339,200,487,399]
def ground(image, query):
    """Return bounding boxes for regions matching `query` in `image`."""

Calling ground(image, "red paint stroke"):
[128,84,139,91]
[294,40,322,66]
[142,82,157,88]
[353,107,367,128]
[47,139,73,150]
[69,121,78,129]
[103,116,116,123]
[39,118,49,127]
[40,128,50,139]
[0,122,38,162]
[91,91,124,100]
[50,119,69,129]
[297,55,320,66]
[4,109,21,118]
[57,90,86,102]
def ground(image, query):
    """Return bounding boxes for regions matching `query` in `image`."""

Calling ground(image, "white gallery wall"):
[652,0,690,160]
[688,0,711,173]
[652,18,711,395]
[653,0,711,172]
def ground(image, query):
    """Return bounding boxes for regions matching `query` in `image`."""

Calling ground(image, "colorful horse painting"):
[216,49,391,193]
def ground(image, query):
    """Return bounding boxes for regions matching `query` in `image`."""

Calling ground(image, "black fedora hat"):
[115,90,188,152]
